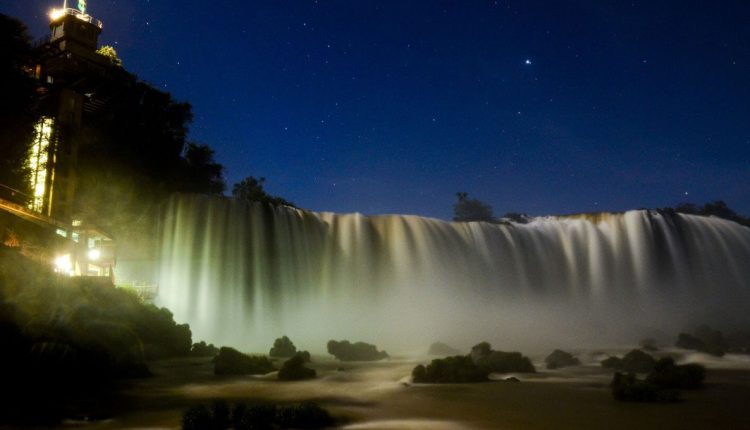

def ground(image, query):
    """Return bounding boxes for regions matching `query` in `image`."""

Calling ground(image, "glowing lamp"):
[54,254,73,275]
[88,248,101,261]
[49,8,65,21]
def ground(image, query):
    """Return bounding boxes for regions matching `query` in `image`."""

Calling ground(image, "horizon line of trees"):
[453,192,749,227]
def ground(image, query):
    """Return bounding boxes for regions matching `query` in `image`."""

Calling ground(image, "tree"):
[96,45,123,67]
[179,143,225,195]
[0,14,36,203]
[453,192,495,222]
[232,176,294,207]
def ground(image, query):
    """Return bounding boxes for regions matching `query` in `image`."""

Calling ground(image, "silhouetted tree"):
[453,192,495,222]
[0,14,36,203]
[179,143,225,195]
[232,176,295,207]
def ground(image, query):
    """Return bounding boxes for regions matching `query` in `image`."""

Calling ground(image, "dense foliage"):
[676,325,728,357]
[214,347,276,375]
[327,339,389,361]
[0,14,35,202]
[544,349,581,369]
[232,176,295,207]
[0,247,193,423]
[191,341,219,357]
[600,349,656,373]
[469,342,536,373]
[269,335,297,357]
[183,401,333,430]
[278,352,316,381]
[453,192,495,222]
[412,355,489,383]
[611,357,705,402]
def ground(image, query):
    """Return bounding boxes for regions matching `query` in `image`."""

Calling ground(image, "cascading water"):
[156,194,750,352]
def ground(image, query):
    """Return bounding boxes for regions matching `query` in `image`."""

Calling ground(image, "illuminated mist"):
[156,195,750,353]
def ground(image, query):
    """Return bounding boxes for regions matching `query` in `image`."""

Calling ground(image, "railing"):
[49,8,103,29]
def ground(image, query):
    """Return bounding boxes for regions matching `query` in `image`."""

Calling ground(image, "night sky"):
[3,1,749,219]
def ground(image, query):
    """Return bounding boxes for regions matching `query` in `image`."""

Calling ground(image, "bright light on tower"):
[49,8,65,21]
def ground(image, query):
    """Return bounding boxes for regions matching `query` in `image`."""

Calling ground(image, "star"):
[525,59,532,65]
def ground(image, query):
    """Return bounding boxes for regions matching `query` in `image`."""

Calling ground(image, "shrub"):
[676,326,727,357]
[544,349,581,369]
[412,355,489,383]
[327,340,388,361]
[601,349,655,373]
[470,342,535,373]
[214,347,275,375]
[646,358,705,390]
[191,341,219,357]
[278,353,316,381]
[269,336,297,358]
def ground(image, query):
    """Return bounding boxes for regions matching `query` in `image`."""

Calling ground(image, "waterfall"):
[155,195,750,352]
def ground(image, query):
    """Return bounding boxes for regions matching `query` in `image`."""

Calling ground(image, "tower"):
[27,1,107,222]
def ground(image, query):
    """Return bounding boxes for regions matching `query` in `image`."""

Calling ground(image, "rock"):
[327,340,388,361]
[269,335,297,358]
[503,376,520,382]
[544,349,581,369]
[214,347,276,375]
[428,341,462,356]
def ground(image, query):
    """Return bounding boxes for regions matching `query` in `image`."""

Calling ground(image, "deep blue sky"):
[4,1,749,219]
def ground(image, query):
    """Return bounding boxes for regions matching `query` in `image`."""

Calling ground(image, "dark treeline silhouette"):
[232,176,295,208]
[0,15,36,201]
[667,200,750,228]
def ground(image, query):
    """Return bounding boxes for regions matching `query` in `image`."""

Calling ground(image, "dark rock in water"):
[646,357,705,390]
[601,349,655,373]
[278,352,316,381]
[428,341,462,356]
[544,349,581,369]
[412,355,489,383]
[640,338,659,351]
[470,342,536,373]
[269,335,297,358]
[214,347,276,375]
[503,376,521,382]
[611,357,705,403]
[327,340,388,361]
[676,325,727,356]
[611,372,679,403]
[191,341,219,357]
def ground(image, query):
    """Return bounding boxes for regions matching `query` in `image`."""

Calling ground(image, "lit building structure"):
[24,0,117,279]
